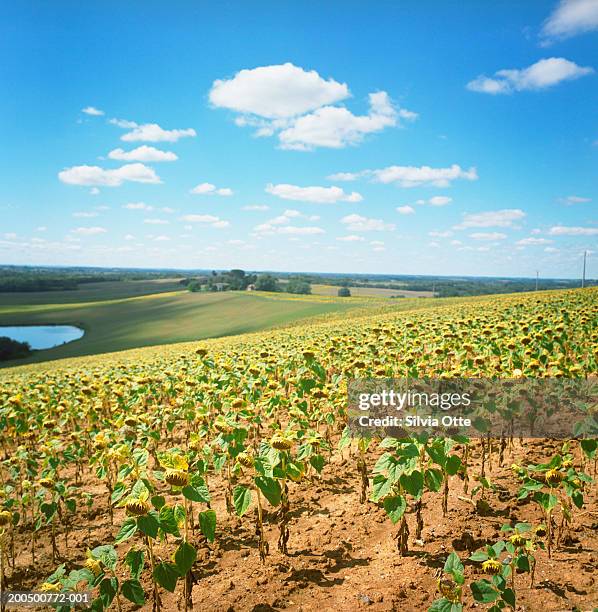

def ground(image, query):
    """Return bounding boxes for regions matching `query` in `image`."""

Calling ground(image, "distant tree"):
[255,274,281,292]
[0,337,31,361]
[187,281,201,292]
[286,279,312,295]
[338,287,351,297]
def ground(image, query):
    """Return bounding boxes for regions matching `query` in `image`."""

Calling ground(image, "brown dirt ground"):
[6,437,598,612]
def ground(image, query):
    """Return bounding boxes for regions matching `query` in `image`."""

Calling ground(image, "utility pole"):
[535,270,539,291]
[582,250,587,288]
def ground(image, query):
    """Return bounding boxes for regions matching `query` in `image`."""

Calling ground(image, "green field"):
[0,290,356,366]
[310,283,436,298]
[0,278,185,306]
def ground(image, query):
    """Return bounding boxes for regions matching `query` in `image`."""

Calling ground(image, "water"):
[0,325,84,350]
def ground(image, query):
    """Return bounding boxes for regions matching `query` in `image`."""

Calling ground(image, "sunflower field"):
[0,288,596,611]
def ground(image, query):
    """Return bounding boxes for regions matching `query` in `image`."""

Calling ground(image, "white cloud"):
[454,209,526,229]
[429,230,453,238]
[109,118,138,128]
[209,63,349,119]
[541,0,598,42]
[73,211,99,218]
[327,172,360,181]
[278,91,413,151]
[548,225,598,235]
[253,210,325,235]
[563,195,591,204]
[36,226,47,232]
[467,58,594,94]
[341,213,395,231]
[154,235,170,241]
[450,240,463,246]
[544,247,560,253]
[108,146,178,162]
[82,106,104,116]
[118,123,196,142]
[371,164,477,187]
[89,187,100,195]
[337,235,365,242]
[72,226,107,236]
[124,234,135,240]
[243,204,269,211]
[397,205,415,215]
[516,237,553,245]
[370,240,385,246]
[58,163,161,186]
[190,182,234,196]
[266,183,362,203]
[144,218,169,225]
[277,226,324,235]
[124,202,154,211]
[179,214,230,228]
[209,64,415,150]
[469,232,507,240]
[428,196,453,206]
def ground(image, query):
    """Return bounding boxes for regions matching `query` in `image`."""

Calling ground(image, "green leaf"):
[446,455,461,476]
[110,482,127,505]
[125,549,144,580]
[182,483,211,504]
[571,490,584,509]
[121,579,145,606]
[444,552,464,576]
[99,577,118,608]
[502,587,515,607]
[158,506,181,536]
[383,495,407,524]
[151,495,166,510]
[470,579,499,603]
[92,545,117,571]
[233,485,252,517]
[254,476,281,507]
[400,470,424,498]
[469,551,489,562]
[371,474,393,503]
[115,518,137,544]
[428,598,462,612]
[425,468,444,492]
[174,541,196,576]
[516,554,530,572]
[198,509,216,542]
[309,454,325,474]
[153,562,179,593]
[137,512,160,539]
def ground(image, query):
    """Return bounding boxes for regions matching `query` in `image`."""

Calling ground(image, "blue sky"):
[1,1,597,278]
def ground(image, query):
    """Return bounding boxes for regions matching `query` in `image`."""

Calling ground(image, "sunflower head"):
[165,469,189,487]
[482,559,503,575]
[125,498,150,517]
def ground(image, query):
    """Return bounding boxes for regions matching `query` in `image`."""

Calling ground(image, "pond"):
[0,325,84,350]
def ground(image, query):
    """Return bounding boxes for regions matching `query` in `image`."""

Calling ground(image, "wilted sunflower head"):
[509,534,527,548]
[271,435,292,451]
[545,469,564,486]
[84,557,102,577]
[164,469,189,488]
[482,559,503,575]
[0,511,11,527]
[125,498,150,517]
[237,452,254,469]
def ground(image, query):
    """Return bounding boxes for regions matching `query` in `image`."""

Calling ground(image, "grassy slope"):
[0,290,356,366]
